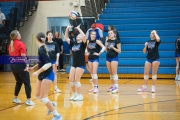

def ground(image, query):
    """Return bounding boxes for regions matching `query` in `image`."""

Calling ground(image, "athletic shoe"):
[13,98,21,104]
[88,88,94,92]
[151,86,156,93]
[54,88,61,93]
[69,93,76,101]
[107,86,114,92]
[47,102,57,115]
[177,76,180,81]
[137,86,148,92]
[25,100,35,106]
[52,115,62,120]
[93,88,99,93]
[73,94,83,101]
[175,75,178,80]
[111,87,119,94]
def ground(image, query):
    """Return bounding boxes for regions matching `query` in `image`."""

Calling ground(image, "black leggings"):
[59,54,64,69]
[10,64,31,98]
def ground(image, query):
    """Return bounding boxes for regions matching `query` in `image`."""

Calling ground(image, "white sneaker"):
[111,87,119,94]
[69,93,76,101]
[93,88,99,93]
[25,100,35,106]
[175,75,178,80]
[54,88,61,93]
[73,94,83,101]
[47,102,57,115]
[52,115,62,120]
[137,85,148,92]
[107,86,114,92]
[88,88,94,92]
[177,76,180,81]
[13,98,21,104]
[151,86,156,93]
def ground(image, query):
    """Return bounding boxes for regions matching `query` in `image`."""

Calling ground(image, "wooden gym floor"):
[0,72,180,120]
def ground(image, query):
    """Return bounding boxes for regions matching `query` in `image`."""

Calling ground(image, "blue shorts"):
[51,60,56,64]
[72,66,86,70]
[146,59,159,63]
[106,57,118,62]
[44,71,55,81]
[175,53,180,57]
[88,58,99,63]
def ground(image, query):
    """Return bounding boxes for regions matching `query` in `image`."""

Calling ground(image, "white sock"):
[114,84,118,88]
[54,86,58,90]
[143,85,147,88]
[52,110,59,116]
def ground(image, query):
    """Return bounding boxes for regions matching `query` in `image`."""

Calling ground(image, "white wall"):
[19,0,84,56]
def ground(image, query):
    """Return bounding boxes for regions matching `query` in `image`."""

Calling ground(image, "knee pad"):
[144,75,149,80]
[152,75,157,80]
[41,97,49,104]
[69,82,75,87]
[113,74,118,81]
[93,74,98,79]
[74,82,81,88]
[110,75,113,80]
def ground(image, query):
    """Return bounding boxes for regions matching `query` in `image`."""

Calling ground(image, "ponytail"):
[10,30,19,52]
[36,32,49,55]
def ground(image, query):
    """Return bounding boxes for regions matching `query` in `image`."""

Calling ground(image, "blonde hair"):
[36,32,49,55]
[10,30,19,52]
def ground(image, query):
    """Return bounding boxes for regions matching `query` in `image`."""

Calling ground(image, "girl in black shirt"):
[87,31,105,93]
[175,34,180,80]
[106,30,121,94]
[46,31,61,93]
[65,24,86,101]
[137,30,160,93]
[31,32,62,120]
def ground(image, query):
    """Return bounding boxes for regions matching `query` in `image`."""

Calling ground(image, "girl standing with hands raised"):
[65,24,87,101]
[137,30,160,93]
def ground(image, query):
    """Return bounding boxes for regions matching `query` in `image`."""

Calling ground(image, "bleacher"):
[0,0,37,71]
[66,0,179,78]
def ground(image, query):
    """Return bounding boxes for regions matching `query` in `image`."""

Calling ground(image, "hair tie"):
[41,37,45,41]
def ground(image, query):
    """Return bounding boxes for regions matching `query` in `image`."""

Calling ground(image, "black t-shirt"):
[106,39,120,58]
[45,41,60,60]
[146,39,161,60]
[38,45,52,80]
[69,40,86,67]
[53,38,63,52]
[88,39,101,60]
[175,37,180,54]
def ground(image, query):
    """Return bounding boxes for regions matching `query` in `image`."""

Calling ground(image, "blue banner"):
[0,56,39,64]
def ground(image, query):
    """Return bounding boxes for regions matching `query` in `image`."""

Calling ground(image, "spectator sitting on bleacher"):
[86,23,103,41]
[0,8,6,27]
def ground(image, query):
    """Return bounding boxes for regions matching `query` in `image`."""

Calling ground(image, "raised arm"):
[152,30,160,42]
[65,25,73,44]
[76,24,86,44]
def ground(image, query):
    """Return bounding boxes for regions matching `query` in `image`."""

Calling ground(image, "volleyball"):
[69,11,78,20]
